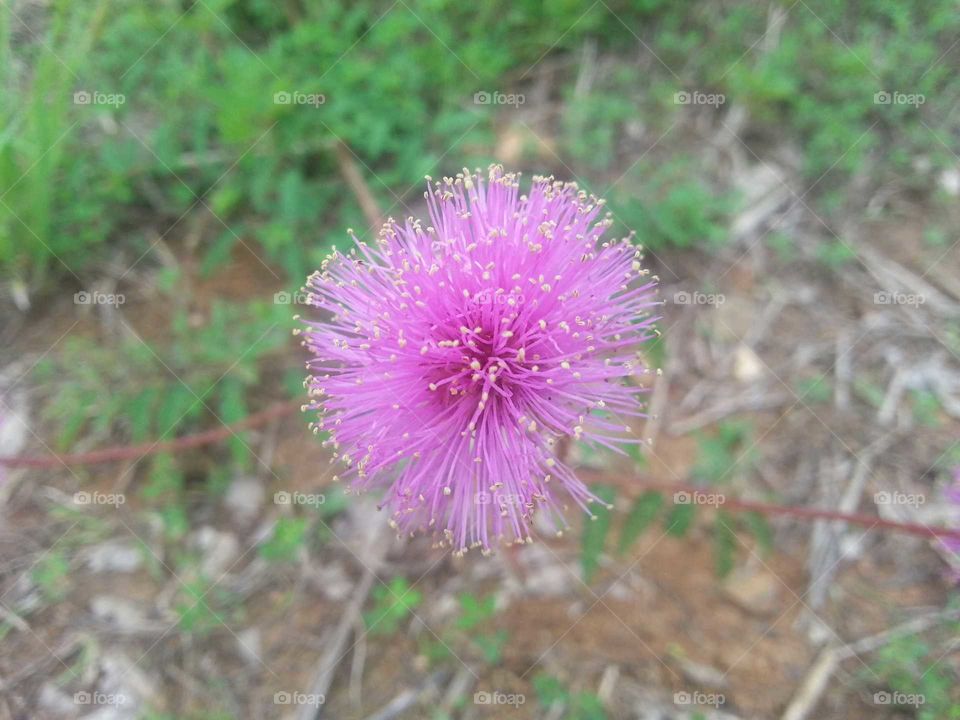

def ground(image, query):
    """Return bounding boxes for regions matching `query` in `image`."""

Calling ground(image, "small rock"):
[90,596,148,631]
[521,545,571,596]
[87,542,142,574]
[939,167,960,196]
[676,657,729,690]
[38,681,76,716]
[191,527,240,578]
[0,385,28,458]
[733,344,764,382]
[712,297,754,344]
[224,476,265,526]
[91,650,158,718]
[235,627,263,666]
[310,561,353,602]
[721,565,780,616]
[0,381,28,491]
[342,497,388,567]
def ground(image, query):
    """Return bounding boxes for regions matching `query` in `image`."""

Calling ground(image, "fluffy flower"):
[300,166,660,554]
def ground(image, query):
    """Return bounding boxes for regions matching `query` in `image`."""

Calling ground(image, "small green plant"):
[616,420,773,577]
[612,159,730,251]
[911,390,942,428]
[363,577,423,635]
[259,517,309,563]
[419,591,506,667]
[33,298,290,456]
[797,376,833,405]
[32,550,71,602]
[618,490,663,554]
[175,579,241,636]
[815,240,858,269]
[581,484,615,584]
[533,674,608,720]
[691,420,754,485]
[867,614,960,720]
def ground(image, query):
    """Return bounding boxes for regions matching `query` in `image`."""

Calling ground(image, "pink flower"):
[301,166,659,554]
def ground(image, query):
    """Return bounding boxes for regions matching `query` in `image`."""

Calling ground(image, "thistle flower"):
[300,166,660,555]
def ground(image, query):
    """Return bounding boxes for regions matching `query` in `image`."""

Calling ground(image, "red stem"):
[1,401,959,542]
[634,481,960,542]
[0,399,300,468]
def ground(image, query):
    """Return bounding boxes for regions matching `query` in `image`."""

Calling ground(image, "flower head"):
[301,166,660,555]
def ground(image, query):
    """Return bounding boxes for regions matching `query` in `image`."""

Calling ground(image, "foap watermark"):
[473,289,526,307]
[874,290,925,307]
[674,90,725,108]
[273,91,325,108]
[274,491,325,507]
[475,491,524,507]
[674,691,725,708]
[674,490,725,507]
[274,290,310,305]
[274,691,325,707]
[74,491,125,508]
[474,691,525,707]
[474,91,525,108]
[874,491,924,509]
[874,91,925,107]
[73,90,125,107]
[873,691,925,707]
[74,290,125,307]
[673,291,724,307]
[74,691,127,706]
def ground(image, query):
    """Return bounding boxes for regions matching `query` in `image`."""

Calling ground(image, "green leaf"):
[217,377,249,468]
[618,491,663,554]
[127,386,160,442]
[713,511,737,578]
[572,691,608,720]
[532,674,568,709]
[33,551,70,602]
[581,484,615,584]
[259,517,308,563]
[200,230,238,277]
[456,592,496,632]
[473,629,507,664]
[363,577,423,634]
[665,501,695,537]
[743,511,774,555]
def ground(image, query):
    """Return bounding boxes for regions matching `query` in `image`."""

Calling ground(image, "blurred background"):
[1,1,960,718]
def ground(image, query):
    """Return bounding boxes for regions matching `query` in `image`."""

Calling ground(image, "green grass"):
[4,0,959,284]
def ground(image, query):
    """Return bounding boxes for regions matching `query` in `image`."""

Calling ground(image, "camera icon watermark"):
[472,289,526,307]
[73,90,126,107]
[473,91,525,108]
[274,290,309,305]
[874,491,924,509]
[474,690,525,707]
[673,690,725,707]
[673,490,725,507]
[874,91,925,107]
[873,291,925,307]
[273,90,325,108]
[474,491,524,507]
[274,490,326,507]
[674,90,725,107]
[673,291,724,307]
[873,690,924,707]
[74,491,126,508]
[74,290,125,307]
[274,691,325,706]
[74,691,127,706]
